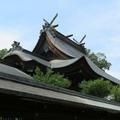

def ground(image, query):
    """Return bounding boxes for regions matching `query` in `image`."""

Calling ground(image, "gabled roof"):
[3,49,120,84]
[33,28,86,59]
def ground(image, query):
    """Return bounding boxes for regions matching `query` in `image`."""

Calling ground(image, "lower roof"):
[0,63,32,80]
[0,64,120,113]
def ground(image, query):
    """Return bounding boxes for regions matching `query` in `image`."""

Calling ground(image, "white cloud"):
[0,30,22,49]
[106,70,120,80]
[100,36,120,60]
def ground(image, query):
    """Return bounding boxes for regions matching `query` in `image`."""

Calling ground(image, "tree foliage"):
[33,67,70,88]
[0,49,8,59]
[86,49,111,70]
[111,85,120,102]
[79,79,112,98]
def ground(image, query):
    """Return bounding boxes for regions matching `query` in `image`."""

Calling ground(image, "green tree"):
[79,79,113,98]
[86,49,111,70]
[33,67,70,88]
[111,85,120,102]
[0,49,8,59]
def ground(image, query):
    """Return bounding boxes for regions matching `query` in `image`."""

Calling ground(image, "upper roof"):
[32,28,86,59]
[33,14,86,59]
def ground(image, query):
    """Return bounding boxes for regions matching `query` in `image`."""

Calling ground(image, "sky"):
[0,0,120,79]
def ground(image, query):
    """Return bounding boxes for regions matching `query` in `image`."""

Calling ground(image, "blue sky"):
[0,0,120,79]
